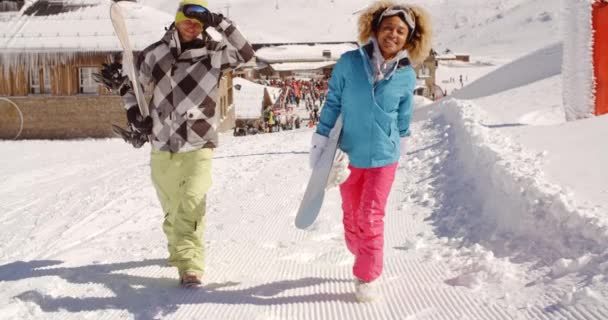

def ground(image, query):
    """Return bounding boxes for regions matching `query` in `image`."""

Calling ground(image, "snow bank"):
[452,43,562,100]
[413,95,434,108]
[428,99,608,262]
[561,0,595,121]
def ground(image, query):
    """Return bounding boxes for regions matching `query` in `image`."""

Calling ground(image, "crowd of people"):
[268,78,328,126]
[234,77,329,136]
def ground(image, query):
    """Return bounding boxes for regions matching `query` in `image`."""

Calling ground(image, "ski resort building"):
[0,0,236,139]
[248,42,358,80]
[243,42,440,100]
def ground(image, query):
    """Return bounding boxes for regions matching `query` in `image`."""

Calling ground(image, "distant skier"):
[99,0,254,287]
[309,1,432,302]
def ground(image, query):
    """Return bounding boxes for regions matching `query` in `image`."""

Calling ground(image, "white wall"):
[562,0,595,121]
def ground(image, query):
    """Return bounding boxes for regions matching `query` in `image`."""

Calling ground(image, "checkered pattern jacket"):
[121,19,254,153]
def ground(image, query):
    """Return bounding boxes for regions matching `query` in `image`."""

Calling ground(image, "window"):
[419,65,431,78]
[29,68,51,95]
[43,68,51,93]
[29,69,41,94]
[79,67,98,94]
[221,97,227,119]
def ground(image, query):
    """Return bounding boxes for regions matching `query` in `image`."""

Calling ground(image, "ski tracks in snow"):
[1,115,608,319]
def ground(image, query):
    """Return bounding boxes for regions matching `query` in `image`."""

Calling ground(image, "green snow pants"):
[150,148,213,277]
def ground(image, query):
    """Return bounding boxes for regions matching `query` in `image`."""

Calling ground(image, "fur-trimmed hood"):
[358,1,433,65]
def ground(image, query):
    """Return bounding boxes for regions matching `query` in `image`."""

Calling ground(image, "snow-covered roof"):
[233,77,281,119]
[415,79,427,90]
[255,43,358,63]
[0,0,172,53]
[236,58,269,71]
[437,54,457,60]
[270,61,336,72]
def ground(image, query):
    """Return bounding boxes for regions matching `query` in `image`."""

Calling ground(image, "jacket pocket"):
[186,96,216,120]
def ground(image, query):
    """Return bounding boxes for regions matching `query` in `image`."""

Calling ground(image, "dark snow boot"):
[180,272,202,288]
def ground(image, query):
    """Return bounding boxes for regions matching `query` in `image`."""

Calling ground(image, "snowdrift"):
[425,100,608,263]
[452,43,562,100]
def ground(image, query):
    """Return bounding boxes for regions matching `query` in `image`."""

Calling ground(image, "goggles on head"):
[377,5,416,41]
[178,4,208,18]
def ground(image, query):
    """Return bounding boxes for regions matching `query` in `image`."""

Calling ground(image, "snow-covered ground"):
[2,51,608,317]
[2,0,608,319]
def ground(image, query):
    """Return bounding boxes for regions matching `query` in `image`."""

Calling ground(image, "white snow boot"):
[355,279,378,302]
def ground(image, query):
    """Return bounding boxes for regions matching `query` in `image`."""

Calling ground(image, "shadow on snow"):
[1,259,354,319]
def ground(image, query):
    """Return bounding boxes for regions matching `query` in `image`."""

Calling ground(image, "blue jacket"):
[316,43,417,168]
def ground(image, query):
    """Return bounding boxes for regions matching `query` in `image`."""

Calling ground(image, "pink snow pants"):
[339,162,398,282]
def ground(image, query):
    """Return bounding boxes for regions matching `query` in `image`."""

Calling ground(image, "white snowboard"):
[295,116,343,229]
[110,2,149,117]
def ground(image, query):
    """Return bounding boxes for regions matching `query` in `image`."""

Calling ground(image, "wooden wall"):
[0,96,126,139]
[0,53,111,96]
[0,52,236,139]
[0,66,29,96]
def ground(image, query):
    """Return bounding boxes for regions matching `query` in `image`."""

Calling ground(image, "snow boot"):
[180,272,202,288]
[355,279,378,302]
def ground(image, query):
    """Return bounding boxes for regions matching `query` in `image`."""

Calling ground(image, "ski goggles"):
[377,6,416,40]
[178,4,208,18]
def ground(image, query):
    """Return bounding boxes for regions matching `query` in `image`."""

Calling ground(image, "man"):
[99,0,254,287]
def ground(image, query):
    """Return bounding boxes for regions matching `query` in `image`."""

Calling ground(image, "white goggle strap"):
[379,7,416,40]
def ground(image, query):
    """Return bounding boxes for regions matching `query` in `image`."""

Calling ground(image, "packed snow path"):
[1,109,607,319]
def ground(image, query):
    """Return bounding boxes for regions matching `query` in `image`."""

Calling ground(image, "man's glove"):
[93,61,130,94]
[112,124,148,149]
[309,133,328,169]
[126,107,152,135]
[191,11,224,28]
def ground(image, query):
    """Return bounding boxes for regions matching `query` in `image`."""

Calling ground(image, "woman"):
[309,1,432,302]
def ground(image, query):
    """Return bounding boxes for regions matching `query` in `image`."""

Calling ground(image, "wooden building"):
[0,0,235,140]
[413,50,442,100]
[246,42,359,80]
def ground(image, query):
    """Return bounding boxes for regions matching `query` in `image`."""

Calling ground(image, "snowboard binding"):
[112,124,148,149]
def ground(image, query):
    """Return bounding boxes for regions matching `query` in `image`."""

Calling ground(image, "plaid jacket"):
[122,19,254,153]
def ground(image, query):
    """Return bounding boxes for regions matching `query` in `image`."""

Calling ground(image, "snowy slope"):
[430,0,561,59]
[2,0,608,319]
[1,93,608,319]
[144,0,560,58]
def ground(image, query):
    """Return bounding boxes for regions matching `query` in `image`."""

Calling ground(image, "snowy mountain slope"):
[143,0,369,43]
[453,42,562,100]
[142,0,560,56]
[431,0,561,58]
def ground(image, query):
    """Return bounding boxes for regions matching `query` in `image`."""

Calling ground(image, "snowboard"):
[110,2,149,118]
[295,115,343,229]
